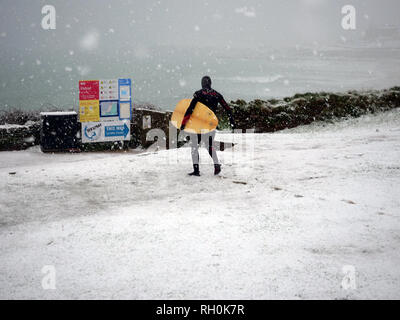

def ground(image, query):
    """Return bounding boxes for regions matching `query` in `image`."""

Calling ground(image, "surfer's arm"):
[219,96,235,129]
[180,97,198,130]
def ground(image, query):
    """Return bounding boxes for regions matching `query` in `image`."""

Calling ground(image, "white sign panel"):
[119,102,131,120]
[99,79,119,100]
[82,120,131,143]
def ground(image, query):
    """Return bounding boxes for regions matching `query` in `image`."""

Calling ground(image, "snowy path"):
[1,110,400,299]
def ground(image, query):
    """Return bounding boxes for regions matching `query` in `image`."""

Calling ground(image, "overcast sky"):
[1,0,400,54]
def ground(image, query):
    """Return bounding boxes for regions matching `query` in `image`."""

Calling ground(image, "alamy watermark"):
[341,5,356,30]
[145,124,256,170]
[341,265,357,290]
[41,5,56,30]
[41,265,56,290]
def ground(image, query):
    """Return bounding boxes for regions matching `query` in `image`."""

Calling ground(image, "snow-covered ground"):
[1,110,400,299]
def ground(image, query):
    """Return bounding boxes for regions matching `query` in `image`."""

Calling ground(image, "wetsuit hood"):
[201,76,212,89]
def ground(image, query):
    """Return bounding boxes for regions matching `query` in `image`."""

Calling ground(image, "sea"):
[1,43,399,112]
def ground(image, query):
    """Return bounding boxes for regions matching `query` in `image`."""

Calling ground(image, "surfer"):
[180,76,236,176]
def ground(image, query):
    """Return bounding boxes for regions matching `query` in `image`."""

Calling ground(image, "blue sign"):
[104,123,130,138]
[118,79,131,100]
[118,78,132,121]
[118,78,131,86]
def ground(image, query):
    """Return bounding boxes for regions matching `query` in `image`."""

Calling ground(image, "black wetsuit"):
[180,88,235,166]
[180,88,234,130]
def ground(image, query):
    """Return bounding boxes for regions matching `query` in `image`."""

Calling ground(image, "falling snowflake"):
[80,31,99,51]
[235,7,256,18]
[213,13,223,20]
[77,66,90,76]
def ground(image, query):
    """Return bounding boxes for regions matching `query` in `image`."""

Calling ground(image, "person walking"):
[180,76,235,176]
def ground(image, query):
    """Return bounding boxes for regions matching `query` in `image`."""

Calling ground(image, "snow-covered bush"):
[217,86,400,132]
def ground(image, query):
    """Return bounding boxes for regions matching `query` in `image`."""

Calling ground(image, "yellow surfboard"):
[171,99,218,134]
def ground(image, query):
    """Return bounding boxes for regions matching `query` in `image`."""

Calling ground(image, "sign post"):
[79,78,133,144]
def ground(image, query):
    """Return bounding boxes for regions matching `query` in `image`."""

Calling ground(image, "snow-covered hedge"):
[0,121,40,151]
[216,86,400,132]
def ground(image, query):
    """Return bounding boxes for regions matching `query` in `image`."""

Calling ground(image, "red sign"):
[79,80,99,100]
